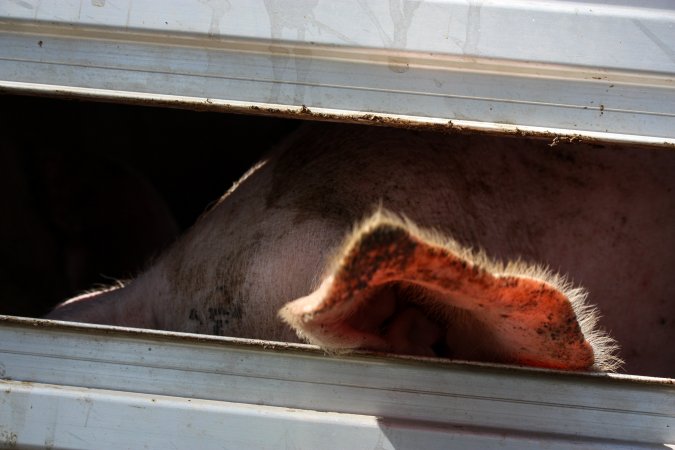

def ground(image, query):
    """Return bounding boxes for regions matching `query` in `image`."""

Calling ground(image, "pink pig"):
[46,123,675,377]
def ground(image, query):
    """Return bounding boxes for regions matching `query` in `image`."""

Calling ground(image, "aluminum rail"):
[1,0,675,144]
[1,316,673,449]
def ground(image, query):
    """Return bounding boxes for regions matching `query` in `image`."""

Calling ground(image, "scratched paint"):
[463,0,483,55]
[263,0,319,104]
[198,0,231,36]
[357,0,421,73]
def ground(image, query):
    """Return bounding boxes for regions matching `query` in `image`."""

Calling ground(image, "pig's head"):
[280,209,621,372]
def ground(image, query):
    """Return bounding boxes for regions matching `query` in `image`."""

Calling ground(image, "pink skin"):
[280,220,598,371]
[46,123,675,377]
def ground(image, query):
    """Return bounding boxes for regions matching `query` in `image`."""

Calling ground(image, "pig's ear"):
[279,211,621,371]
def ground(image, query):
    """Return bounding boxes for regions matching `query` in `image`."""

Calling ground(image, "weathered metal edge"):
[3,82,674,148]
[1,314,674,447]
[1,314,673,387]
[2,379,660,450]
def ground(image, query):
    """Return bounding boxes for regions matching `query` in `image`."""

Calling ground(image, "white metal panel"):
[0,316,673,448]
[2,0,674,72]
[2,381,657,450]
[1,1,674,143]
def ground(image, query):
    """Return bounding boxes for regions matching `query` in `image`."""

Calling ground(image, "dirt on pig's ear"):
[279,209,622,372]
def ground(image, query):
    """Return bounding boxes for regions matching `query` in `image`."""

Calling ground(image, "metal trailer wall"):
[1,317,674,449]
[1,1,675,448]
[1,0,674,144]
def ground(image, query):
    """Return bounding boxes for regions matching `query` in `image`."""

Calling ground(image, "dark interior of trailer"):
[1,94,300,318]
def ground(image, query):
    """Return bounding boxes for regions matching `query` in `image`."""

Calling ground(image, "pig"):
[45,122,675,377]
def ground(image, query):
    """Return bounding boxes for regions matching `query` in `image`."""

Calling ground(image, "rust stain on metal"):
[2,87,674,150]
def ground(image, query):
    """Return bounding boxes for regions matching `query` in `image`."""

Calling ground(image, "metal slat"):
[0,317,673,448]
[2,2,675,448]
[1,381,656,450]
[1,0,674,143]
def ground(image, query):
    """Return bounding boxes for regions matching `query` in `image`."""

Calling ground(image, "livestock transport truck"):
[1,1,674,448]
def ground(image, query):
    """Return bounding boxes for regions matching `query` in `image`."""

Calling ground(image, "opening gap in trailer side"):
[1,0,674,448]
[1,91,674,449]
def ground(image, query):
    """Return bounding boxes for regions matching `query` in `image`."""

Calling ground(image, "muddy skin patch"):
[188,304,244,335]
[167,223,256,335]
[280,212,605,371]
[331,225,419,305]
[266,124,470,230]
[265,127,359,226]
